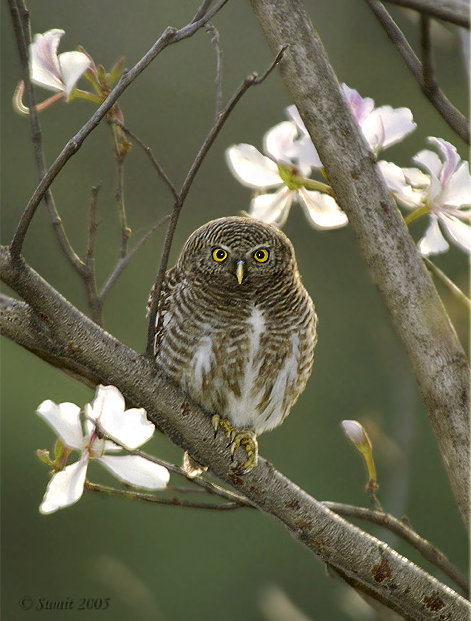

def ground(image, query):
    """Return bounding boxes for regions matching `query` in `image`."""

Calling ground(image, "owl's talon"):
[230,431,258,474]
[212,415,258,473]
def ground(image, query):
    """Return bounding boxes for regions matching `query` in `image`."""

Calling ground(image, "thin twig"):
[8,0,87,272]
[364,0,469,144]
[420,14,436,93]
[192,0,214,23]
[89,416,252,506]
[205,23,224,119]
[423,257,471,309]
[324,501,469,595]
[383,0,470,28]
[109,119,178,201]
[84,185,102,325]
[84,481,244,510]
[111,128,130,259]
[9,0,230,260]
[145,46,287,356]
[98,214,171,303]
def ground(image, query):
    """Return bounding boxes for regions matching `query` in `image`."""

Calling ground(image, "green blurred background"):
[2,1,468,619]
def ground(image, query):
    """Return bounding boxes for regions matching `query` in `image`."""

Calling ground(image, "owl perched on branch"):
[150,216,317,472]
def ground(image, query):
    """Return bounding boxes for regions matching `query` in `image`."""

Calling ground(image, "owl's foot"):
[212,415,258,474]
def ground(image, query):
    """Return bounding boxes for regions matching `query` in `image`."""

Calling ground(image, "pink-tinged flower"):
[412,137,471,255]
[226,122,348,229]
[286,84,416,169]
[36,385,169,514]
[29,29,91,99]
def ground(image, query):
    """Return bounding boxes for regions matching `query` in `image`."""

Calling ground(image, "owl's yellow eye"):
[253,248,269,263]
[212,248,228,262]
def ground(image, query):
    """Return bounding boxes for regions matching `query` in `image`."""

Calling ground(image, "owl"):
[150,216,317,472]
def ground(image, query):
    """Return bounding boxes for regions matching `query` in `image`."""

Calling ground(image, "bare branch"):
[383,0,470,28]
[420,15,437,92]
[145,46,287,356]
[9,0,230,259]
[1,247,469,619]
[109,120,179,201]
[84,481,244,511]
[250,0,469,531]
[8,0,87,273]
[205,23,224,119]
[364,0,469,143]
[423,257,471,309]
[324,502,469,596]
[98,214,170,303]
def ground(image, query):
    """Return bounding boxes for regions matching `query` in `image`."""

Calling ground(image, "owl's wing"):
[147,267,180,358]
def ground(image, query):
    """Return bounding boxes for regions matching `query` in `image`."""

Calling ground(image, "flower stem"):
[404,204,430,225]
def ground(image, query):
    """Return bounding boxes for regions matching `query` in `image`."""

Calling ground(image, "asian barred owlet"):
[150,216,317,472]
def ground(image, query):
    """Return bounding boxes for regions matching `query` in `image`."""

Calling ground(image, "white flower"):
[286,83,416,169]
[29,29,91,99]
[412,137,471,255]
[377,160,429,208]
[36,385,169,514]
[226,122,348,229]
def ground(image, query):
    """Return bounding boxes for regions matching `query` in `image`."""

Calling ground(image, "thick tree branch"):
[250,0,469,527]
[1,249,469,619]
[325,502,469,595]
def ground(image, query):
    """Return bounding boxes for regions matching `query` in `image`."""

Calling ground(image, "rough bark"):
[250,0,469,528]
[1,247,470,619]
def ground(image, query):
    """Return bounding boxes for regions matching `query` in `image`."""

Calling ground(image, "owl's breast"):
[165,302,311,435]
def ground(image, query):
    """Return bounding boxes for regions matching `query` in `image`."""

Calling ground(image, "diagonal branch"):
[1,247,470,619]
[364,0,469,143]
[250,0,469,531]
[325,502,469,595]
[9,0,230,260]
[383,0,470,28]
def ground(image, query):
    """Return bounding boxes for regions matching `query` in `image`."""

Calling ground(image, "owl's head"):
[177,216,298,290]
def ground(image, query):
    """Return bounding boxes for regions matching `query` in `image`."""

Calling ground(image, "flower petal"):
[413,149,442,179]
[98,455,169,490]
[297,188,348,229]
[39,455,88,514]
[377,161,425,209]
[438,212,471,253]
[103,406,155,449]
[29,29,65,92]
[418,215,449,256]
[226,144,281,189]
[87,385,154,449]
[440,161,471,208]
[36,400,84,450]
[361,106,416,151]
[58,51,91,98]
[263,121,298,163]
[249,188,293,226]
[341,84,375,124]
[402,167,431,189]
[87,385,125,422]
[285,105,322,169]
[427,137,459,186]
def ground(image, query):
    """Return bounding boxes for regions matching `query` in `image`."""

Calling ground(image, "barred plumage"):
[150,216,317,468]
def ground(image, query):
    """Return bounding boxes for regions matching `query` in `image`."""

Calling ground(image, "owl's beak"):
[235,260,245,285]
